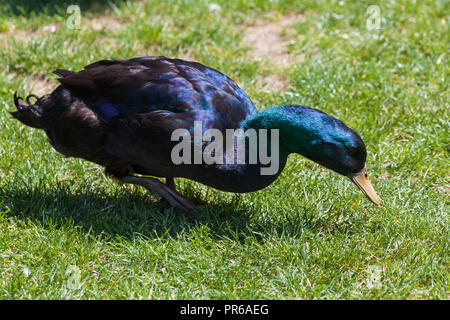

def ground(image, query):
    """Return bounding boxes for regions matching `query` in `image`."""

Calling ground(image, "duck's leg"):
[160,177,177,210]
[121,175,198,211]
[166,177,175,190]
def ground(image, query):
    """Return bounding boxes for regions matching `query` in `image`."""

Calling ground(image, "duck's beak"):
[349,166,381,206]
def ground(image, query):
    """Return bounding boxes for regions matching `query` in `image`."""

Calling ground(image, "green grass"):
[0,0,448,299]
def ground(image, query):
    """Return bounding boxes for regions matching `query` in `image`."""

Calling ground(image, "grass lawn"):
[0,0,448,299]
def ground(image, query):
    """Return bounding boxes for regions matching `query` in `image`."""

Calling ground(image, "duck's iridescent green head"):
[243,105,381,205]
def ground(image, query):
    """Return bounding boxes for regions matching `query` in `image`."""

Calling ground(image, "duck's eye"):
[364,171,368,179]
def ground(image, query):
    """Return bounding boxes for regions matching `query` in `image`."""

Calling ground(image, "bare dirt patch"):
[26,75,57,97]
[256,73,290,92]
[242,12,304,66]
[4,73,56,98]
[242,12,305,91]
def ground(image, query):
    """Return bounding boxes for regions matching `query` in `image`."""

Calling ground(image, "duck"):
[11,56,380,211]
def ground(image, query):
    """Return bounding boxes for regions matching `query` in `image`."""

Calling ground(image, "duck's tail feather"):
[53,69,74,78]
[11,92,48,129]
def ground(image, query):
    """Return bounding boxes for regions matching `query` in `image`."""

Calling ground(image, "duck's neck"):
[195,106,300,193]
[241,105,324,159]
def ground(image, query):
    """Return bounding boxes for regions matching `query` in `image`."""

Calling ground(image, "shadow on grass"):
[0,183,253,240]
[0,183,354,241]
[2,0,124,16]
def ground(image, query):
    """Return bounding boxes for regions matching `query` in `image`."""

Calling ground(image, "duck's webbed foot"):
[121,175,198,212]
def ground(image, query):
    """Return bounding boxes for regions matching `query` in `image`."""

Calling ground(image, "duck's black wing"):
[54,56,257,131]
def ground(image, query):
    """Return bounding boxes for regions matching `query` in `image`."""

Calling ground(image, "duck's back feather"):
[54,56,257,130]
